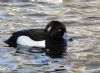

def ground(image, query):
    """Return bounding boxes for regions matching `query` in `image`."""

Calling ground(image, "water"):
[0,0,100,73]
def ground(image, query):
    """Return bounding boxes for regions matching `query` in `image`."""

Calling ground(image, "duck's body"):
[5,29,48,48]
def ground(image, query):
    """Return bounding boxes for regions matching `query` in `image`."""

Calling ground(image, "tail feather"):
[3,39,16,47]
[3,40,10,47]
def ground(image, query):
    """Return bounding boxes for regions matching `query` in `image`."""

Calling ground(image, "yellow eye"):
[58,29,61,32]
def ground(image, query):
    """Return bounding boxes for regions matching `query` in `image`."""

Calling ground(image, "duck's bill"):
[63,33,73,42]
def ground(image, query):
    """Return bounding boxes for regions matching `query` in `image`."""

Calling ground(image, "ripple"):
[85,62,100,70]
[83,16,100,21]
[0,47,15,53]
[24,13,49,17]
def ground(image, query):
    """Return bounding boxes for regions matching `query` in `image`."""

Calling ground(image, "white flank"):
[17,36,45,47]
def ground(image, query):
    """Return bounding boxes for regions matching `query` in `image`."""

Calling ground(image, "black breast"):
[45,38,67,48]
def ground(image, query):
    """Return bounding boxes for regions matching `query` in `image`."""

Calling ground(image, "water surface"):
[0,0,100,73]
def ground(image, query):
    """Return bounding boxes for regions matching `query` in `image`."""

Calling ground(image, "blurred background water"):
[0,0,100,73]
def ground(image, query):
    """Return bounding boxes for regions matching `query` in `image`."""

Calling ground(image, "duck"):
[4,21,73,55]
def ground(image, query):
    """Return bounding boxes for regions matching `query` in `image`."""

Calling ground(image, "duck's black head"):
[45,21,66,39]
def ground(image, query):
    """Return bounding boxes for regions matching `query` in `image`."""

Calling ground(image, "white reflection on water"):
[0,1,100,73]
